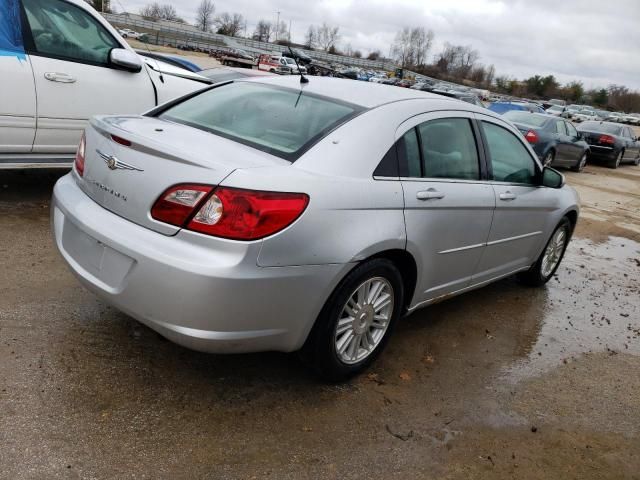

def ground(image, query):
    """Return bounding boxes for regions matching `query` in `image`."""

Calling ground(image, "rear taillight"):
[151,184,213,226]
[598,134,615,144]
[151,185,309,240]
[74,132,86,177]
[524,130,539,144]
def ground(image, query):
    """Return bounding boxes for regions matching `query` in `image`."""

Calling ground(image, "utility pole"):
[289,19,292,43]
[275,11,281,42]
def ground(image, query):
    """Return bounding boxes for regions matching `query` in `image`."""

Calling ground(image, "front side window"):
[159,82,361,161]
[22,0,119,65]
[417,118,479,180]
[482,122,537,184]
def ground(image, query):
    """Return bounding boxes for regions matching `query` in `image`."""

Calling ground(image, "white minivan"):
[0,0,210,168]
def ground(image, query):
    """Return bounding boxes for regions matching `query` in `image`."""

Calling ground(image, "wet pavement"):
[1,165,639,479]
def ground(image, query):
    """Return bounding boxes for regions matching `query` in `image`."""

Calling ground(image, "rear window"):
[157,82,361,161]
[578,122,622,135]
[503,111,549,127]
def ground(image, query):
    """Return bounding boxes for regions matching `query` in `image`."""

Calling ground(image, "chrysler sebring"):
[51,77,579,380]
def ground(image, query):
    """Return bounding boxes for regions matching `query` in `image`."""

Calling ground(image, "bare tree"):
[367,50,381,61]
[214,12,244,36]
[140,3,183,22]
[253,20,273,42]
[411,27,434,67]
[304,26,316,49]
[391,26,434,68]
[353,50,362,58]
[316,23,340,52]
[195,0,215,32]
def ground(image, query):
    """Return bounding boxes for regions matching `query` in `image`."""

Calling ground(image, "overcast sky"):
[116,0,640,90]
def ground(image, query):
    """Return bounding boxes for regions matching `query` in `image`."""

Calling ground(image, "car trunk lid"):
[78,115,290,235]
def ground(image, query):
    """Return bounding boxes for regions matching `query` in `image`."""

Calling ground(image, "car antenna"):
[288,46,309,84]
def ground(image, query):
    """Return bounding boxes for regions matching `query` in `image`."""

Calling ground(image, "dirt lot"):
[1,160,639,479]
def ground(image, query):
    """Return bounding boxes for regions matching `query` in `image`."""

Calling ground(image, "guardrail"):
[103,13,398,71]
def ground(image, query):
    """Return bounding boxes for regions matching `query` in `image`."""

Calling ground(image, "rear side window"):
[482,122,537,184]
[555,121,567,135]
[159,82,361,161]
[417,118,479,180]
[565,122,578,138]
[22,0,119,65]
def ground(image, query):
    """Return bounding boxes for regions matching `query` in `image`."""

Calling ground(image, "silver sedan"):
[51,76,580,380]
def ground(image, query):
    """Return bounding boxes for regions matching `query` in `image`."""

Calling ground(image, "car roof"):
[238,75,454,109]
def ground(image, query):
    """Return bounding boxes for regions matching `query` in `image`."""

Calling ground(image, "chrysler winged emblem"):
[96,149,144,172]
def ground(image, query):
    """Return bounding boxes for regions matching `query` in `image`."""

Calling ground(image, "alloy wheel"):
[544,152,554,166]
[541,228,567,278]
[334,277,394,364]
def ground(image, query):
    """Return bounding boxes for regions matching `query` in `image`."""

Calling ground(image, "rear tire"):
[609,150,623,169]
[301,259,404,382]
[517,217,572,287]
[572,152,587,172]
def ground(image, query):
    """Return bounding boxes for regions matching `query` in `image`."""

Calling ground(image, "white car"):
[621,113,640,125]
[572,111,598,123]
[118,28,143,40]
[1,0,211,168]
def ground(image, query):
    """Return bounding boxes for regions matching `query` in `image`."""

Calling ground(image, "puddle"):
[503,236,640,382]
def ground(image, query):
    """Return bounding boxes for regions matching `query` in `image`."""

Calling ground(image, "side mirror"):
[109,48,142,73]
[542,166,565,189]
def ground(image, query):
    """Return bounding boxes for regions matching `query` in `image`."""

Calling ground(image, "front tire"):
[543,150,555,167]
[302,259,404,381]
[518,217,572,287]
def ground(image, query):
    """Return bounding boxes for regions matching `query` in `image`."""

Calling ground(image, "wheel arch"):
[362,249,418,312]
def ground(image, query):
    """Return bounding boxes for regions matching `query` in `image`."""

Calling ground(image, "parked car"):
[282,48,312,65]
[0,0,211,169]
[572,110,598,123]
[199,66,274,83]
[606,112,624,123]
[564,106,583,119]
[282,56,308,75]
[503,111,589,171]
[545,105,566,117]
[52,77,579,380]
[577,121,640,168]
[621,113,640,125]
[118,28,143,40]
[257,54,292,74]
[488,101,546,115]
[548,99,567,107]
[431,90,485,108]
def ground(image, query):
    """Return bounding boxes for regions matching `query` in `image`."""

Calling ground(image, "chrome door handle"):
[499,191,517,201]
[416,189,445,200]
[44,72,76,83]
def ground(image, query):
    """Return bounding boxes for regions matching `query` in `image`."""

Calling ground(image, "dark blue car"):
[503,111,590,171]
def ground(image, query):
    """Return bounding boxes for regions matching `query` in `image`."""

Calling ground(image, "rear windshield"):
[578,122,622,135]
[157,82,361,161]
[503,111,549,127]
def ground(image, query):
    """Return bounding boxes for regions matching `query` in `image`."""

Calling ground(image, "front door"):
[0,0,36,153]
[399,112,495,305]
[21,0,154,154]
[473,114,558,284]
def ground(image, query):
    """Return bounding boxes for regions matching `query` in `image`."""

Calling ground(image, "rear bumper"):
[586,146,618,160]
[51,173,350,353]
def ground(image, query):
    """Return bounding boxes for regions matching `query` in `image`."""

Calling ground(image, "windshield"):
[547,106,563,112]
[158,82,362,161]
[578,122,622,135]
[504,111,549,127]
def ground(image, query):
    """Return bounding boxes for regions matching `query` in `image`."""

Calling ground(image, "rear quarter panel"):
[222,100,456,267]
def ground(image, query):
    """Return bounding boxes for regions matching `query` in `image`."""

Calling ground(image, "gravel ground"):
[1,160,639,479]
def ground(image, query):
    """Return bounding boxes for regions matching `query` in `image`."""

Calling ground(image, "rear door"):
[21,0,155,154]
[473,113,558,283]
[0,0,36,153]
[622,127,639,161]
[400,111,495,304]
